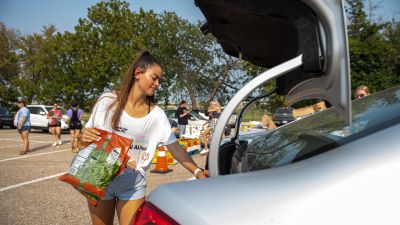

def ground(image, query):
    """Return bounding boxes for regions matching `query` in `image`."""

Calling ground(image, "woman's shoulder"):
[153,105,165,114]
[99,91,117,99]
[96,92,117,104]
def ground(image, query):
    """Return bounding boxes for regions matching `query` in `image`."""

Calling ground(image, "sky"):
[0,0,206,35]
[0,0,399,35]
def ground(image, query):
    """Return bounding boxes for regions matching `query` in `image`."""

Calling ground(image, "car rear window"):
[241,86,400,172]
[0,108,8,114]
[276,108,292,114]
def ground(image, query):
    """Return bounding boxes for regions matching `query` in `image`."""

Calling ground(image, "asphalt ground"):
[0,128,206,225]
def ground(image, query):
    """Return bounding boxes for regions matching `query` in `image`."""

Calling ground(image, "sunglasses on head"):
[356,94,365,98]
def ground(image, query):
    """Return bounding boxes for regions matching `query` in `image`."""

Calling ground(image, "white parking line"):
[0,138,55,144]
[0,142,53,149]
[0,148,70,162]
[0,171,67,192]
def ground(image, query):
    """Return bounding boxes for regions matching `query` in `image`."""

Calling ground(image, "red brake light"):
[133,201,179,225]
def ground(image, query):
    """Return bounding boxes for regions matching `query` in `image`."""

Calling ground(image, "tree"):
[345,0,400,93]
[0,22,20,107]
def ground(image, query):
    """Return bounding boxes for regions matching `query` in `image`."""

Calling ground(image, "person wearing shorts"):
[200,100,221,155]
[81,51,208,225]
[104,169,146,201]
[67,101,83,153]
[16,100,31,155]
[48,103,63,147]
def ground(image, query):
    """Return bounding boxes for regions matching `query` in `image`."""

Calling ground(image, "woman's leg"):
[51,127,58,146]
[88,199,116,225]
[202,128,210,150]
[74,129,80,148]
[69,129,75,149]
[56,126,61,143]
[116,198,145,225]
[21,130,30,153]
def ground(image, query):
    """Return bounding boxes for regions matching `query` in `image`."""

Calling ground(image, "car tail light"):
[133,201,179,225]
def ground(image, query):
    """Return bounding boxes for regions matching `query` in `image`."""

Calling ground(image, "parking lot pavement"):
[0,128,207,225]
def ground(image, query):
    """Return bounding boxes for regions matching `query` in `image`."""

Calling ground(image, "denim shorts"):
[104,168,146,200]
[18,126,31,133]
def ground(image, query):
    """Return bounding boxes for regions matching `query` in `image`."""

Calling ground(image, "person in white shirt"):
[81,50,208,225]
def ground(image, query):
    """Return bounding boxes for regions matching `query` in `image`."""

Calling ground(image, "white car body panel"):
[148,123,400,224]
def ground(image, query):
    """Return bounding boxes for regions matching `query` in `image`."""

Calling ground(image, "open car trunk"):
[195,0,352,176]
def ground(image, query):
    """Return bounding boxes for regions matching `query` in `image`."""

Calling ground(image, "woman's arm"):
[18,116,27,128]
[166,142,208,179]
[47,111,52,119]
[57,110,63,119]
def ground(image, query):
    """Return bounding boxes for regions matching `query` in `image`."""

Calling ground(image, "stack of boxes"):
[178,138,201,156]
[151,138,202,165]
[182,125,205,139]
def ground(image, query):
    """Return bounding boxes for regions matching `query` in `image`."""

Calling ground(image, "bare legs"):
[88,198,144,225]
[70,129,80,152]
[50,126,62,146]
[19,130,30,154]
[200,128,211,155]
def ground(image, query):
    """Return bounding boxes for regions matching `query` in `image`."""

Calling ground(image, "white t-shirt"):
[85,92,177,176]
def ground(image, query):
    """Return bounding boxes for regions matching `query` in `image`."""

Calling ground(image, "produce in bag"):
[59,128,132,205]
[76,188,100,206]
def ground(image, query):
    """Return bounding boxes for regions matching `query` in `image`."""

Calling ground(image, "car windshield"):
[189,110,207,120]
[276,108,292,114]
[0,108,9,114]
[164,109,176,119]
[242,85,400,172]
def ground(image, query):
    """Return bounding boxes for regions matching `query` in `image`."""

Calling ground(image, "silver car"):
[133,0,400,224]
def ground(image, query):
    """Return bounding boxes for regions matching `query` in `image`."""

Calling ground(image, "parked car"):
[165,108,234,137]
[133,0,400,225]
[0,107,16,128]
[272,107,295,126]
[164,109,207,127]
[13,104,69,132]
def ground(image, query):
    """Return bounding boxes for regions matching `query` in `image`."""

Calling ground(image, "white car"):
[14,104,69,132]
[164,109,208,127]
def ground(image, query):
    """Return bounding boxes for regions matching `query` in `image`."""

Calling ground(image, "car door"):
[27,106,47,128]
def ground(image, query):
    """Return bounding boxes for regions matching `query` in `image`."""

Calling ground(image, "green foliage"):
[1,0,399,113]
[345,0,400,95]
[0,22,20,107]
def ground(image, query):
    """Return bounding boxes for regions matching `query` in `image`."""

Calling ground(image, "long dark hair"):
[107,50,161,129]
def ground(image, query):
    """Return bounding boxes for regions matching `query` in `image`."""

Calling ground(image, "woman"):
[16,100,31,155]
[354,85,370,99]
[67,101,83,153]
[200,100,222,155]
[81,50,208,225]
[48,103,63,147]
[176,100,190,138]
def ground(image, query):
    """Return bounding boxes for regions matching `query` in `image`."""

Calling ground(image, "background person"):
[48,103,63,147]
[200,100,221,155]
[16,100,31,155]
[168,118,179,137]
[67,101,83,153]
[176,100,190,138]
[354,85,370,99]
[261,113,277,130]
[80,50,208,225]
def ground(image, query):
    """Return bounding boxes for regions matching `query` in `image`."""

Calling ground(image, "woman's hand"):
[81,128,101,143]
[195,170,209,179]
